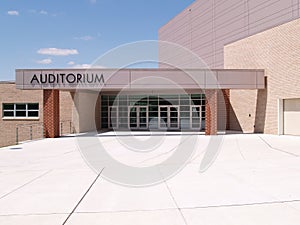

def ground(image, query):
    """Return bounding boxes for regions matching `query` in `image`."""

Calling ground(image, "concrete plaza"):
[0,133,300,224]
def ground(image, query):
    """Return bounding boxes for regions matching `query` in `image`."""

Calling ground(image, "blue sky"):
[0,0,194,81]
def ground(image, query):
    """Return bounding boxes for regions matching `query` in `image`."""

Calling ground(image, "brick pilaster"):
[205,90,218,135]
[43,90,60,138]
[222,89,230,130]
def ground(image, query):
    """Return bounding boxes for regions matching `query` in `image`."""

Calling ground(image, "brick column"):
[43,90,60,138]
[205,90,218,135]
[222,89,230,130]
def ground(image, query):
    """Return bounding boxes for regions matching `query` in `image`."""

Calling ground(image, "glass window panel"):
[119,101,128,106]
[102,123,108,128]
[3,111,14,117]
[28,103,39,110]
[168,100,179,105]
[102,105,108,110]
[160,99,174,105]
[191,94,201,99]
[149,106,158,111]
[180,99,190,105]
[180,119,190,129]
[109,96,116,100]
[149,100,158,106]
[192,118,201,123]
[170,112,178,117]
[180,94,189,99]
[119,124,128,128]
[192,112,200,117]
[119,95,127,100]
[180,106,190,111]
[137,101,147,106]
[28,111,39,117]
[16,111,26,117]
[181,112,190,117]
[192,100,201,105]
[102,112,108,118]
[3,104,14,110]
[149,96,158,101]
[16,104,26,110]
[160,95,178,99]
[149,111,158,117]
[160,118,167,127]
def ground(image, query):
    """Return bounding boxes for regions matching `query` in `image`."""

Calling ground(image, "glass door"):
[159,106,179,129]
[128,106,148,129]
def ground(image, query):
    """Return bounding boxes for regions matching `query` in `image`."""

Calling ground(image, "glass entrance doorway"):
[129,106,148,129]
[102,94,206,130]
[159,106,179,129]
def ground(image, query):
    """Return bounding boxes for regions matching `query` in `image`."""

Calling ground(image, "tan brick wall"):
[60,91,75,135]
[159,0,300,69]
[0,83,43,147]
[0,84,75,147]
[225,18,300,134]
[217,90,228,131]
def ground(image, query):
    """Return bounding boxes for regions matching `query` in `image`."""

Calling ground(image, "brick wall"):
[0,84,75,147]
[217,90,229,131]
[43,90,60,138]
[205,89,218,135]
[60,91,75,135]
[0,83,43,147]
[159,0,300,69]
[225,18,300,134]
[222,89,230,130]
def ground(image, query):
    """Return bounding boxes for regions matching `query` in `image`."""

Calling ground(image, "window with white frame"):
[2,103,39,118]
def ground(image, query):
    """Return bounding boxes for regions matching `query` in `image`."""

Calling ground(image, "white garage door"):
[284,99,300,135]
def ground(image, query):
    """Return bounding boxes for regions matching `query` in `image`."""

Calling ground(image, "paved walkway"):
[0,133,300,224]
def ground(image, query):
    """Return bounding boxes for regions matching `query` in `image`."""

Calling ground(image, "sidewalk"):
[0,134,300,224]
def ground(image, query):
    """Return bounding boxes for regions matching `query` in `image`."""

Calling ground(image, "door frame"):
[158,105,180,130]
[128,106,149,129]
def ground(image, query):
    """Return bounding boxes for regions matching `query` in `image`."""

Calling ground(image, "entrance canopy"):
[16,68,265,90]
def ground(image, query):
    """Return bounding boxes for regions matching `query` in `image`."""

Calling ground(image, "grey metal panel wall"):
[159,0,300,69]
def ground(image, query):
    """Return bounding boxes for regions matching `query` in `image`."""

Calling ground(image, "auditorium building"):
[1,0,300,147]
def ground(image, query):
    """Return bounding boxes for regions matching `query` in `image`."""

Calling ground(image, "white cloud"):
[7,11,19,16]
[73,64,92,69]
[36,58,52,65]
[74,35,94,41]
[73,64,106,69]
[39,10,48,15]
[28,9,59,17]
[37,48,79,56]
[67,61,75,65]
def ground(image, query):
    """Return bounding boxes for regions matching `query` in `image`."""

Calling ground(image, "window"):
[2,103,39,118]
